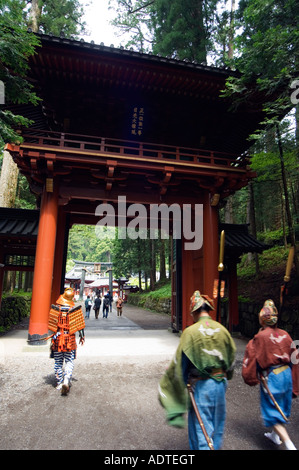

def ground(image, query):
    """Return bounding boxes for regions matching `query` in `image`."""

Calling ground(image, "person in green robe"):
[158,291,236,450]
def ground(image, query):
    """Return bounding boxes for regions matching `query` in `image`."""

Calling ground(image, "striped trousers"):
[54,350,75,385]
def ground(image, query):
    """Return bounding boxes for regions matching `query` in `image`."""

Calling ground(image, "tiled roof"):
[0,209,267,255]
[220,223,267,255]
[0,208,39,238]
[34,31,235,78]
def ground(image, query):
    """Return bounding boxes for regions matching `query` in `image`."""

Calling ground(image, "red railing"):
[20,129,249,171]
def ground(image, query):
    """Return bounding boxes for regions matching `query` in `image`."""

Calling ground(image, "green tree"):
[209,0,236,66]
[222,0,299,279]
[67,225,114,263]
[151,0,219,63]
[109,0,227,63]
[249,121,298,233]
[223,0,299,127]
[0,0,87,148]
[0,0,40,148]
[26,0,87,36]
[0,0,87,208]
[109,0,154,51]
[112,234,153,290]
[0,0,40,207]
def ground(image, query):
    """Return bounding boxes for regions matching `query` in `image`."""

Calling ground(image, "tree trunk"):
[159,234,166,282]
[0,151,19,207]
[150,239,156,289]
[28,0,41,32]
[247,181,260,274]
[276,124,299,281]
[295,104,299,220]
[228,0,236,60]
[144,272,148,290]
[224,1,237,224]
[224,196,234,223]
[296,104,299,161]
[279,182,287,248]
[195,0,208,64]
[0,0,42,208]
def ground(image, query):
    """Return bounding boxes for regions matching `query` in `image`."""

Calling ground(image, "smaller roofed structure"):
[220,223,267,259]
[0,208,39,304]
[64,259,114,298]
[218,223,268,332]
[65,259,112,284]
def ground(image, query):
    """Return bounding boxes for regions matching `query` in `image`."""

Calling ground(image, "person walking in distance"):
[242,299,299,450]
[116,296,123,316]
[107,290,113,312]
[103,294,110,318]
[93,294,102,319]
[84,295,92,318]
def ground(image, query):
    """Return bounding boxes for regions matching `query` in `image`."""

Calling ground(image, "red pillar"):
[28,180,59,343]
[180,193,218,330]
[51,207,67,305]
[181,247,195,330]
[203,192,219,321]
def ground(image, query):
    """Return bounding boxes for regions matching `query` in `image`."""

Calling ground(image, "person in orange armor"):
[49,288,85,395]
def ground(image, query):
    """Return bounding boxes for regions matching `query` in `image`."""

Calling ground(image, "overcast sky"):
[81,1,123,46]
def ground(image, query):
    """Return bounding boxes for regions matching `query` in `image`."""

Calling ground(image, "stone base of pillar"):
[27,332,49,345]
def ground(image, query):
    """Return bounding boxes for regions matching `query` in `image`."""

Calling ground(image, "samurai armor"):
[48,305,60,332]
[49,304,85,353]
[68,306,85,335]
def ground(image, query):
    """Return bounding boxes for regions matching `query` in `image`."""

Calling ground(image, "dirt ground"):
[1,304,299,453]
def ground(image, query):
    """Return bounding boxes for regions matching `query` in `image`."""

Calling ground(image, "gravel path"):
[1,303,299,451]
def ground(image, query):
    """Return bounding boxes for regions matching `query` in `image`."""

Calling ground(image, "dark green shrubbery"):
[0,295,30,332]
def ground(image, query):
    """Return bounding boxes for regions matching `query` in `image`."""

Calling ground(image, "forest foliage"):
[0,0,87,147]
[0,0,298,290]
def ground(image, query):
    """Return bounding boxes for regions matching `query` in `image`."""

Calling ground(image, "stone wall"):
[128,293,299,340]
[127,293,171,315]
[276,307,299,340]
[221,301,299,340]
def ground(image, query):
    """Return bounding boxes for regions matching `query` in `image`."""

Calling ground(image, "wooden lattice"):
[48,305,60,332]
[68,306,85,335]
[48,305,85,335]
